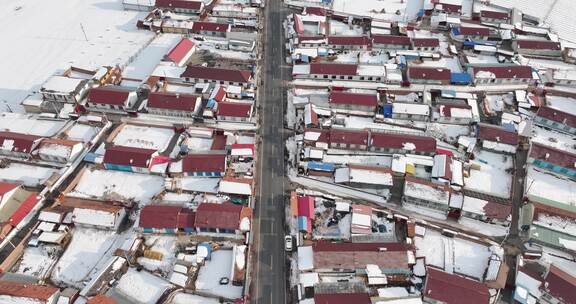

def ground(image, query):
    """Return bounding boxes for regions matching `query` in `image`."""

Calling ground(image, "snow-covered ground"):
[68,168,165,203]
[195,249,243,300]
[116,268,173,304]
[112,124,175,151]
[14,245,61,279]
[0,0,153,111]
[138,236,178,276]
[0,163,59,187]
[464,150,513,198]
[170,293,220,304]
[51,228,117,288]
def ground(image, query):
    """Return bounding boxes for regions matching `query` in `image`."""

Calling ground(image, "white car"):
[284,235,293,252]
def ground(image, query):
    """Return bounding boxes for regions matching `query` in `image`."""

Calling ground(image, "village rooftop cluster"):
[282,0,576,303]
[0,0,263,303]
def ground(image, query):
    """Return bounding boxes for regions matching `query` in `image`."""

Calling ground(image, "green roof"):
[531,225,576,250]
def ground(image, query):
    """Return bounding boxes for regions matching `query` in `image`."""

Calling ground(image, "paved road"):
[252,0,289,302]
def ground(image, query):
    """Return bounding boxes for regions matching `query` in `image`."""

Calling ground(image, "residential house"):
[314,294,371,304]
[407,67,451,85]
[164,38,196,66]
[304,63,383,82]
[544,69,576,87]
[434,103,473,124]
[181,66,252,87]
[369,132,437,155]
[85,86,138,112]
[460,196,512,225]
[2,192,41,240]
[477,123,518,154]
[372,35,411,50]
[212,5,258,19]
[0,183,30,229]
[191,21,231,38]
[451,26,491,41]
[40,75,89,103]
[146,92,201,118]
[540,265,576,304]
[433,1,462,15]
[103,145,159,174]
[0,131,42,158]
[155,0,204,15]
[528,143,576,179]
[334,164,393,188]
[411,38,440,52]
[533,106,576,135]
[423,267,490,304]
[61,197,126,230]
[471,65,534,85]
[216,101,253,122]
[328,91,378,113]
[480,10,510,24]
[35,138,84,163]
[329,128,369,150]
[312,241,413,277]
[194,202,252,235]
[391,102,430,121]
[171,153,227,177]
[160,19,194,34]
[327,36,371,51]
[304,128,330,148]
[139,204,195,233]
[0,281,60,304]
[403,176,451,211]
[513,40,562,57]
[351,204,372,235]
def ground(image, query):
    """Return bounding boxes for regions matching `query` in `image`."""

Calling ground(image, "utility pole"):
[80,23,89,42]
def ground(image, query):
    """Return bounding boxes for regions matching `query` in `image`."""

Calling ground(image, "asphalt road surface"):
[252,0,290,302]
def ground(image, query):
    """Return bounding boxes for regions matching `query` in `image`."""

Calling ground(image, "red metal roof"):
[437,3,461,13]
[155,0,203,10]
[372,34,411,45]
[303,6,327,16]
[210,85,226,102]
[517,39,561,50]
[412,38,440,47]
[298,35,325,42]
[314,293,371,304]
[329,91,378,107]
[530,142,576,169]
[293,14,304,34]
[370,132,437,152]
[477,124,518,145]
[459,26,490,36]
[88,87,131,106]
[147,92,199,112]
[545,265,576,304]
[194,202,244,230]
[103,145,157,168]
[181,66,251,83]
[181,153,226,173]
[217,102,252,118]
[329,128,369,146]
[0,182,19,196]
[231,143,254,155]
[165,38,195,64]
[424,267,490,304]
[483,202,512,220]
[439,103,472,117]
[139,205,195,229]
[472,65,533,79]
[480,10,509,20]
[536,106,576,128]
[310,63,358,76]
[327,36,371,46]
[408,67,451,80]
[0,131,42,153]
[192,21,230,33]
[9,193,41,227]
[87,294,117,304]
[313,241,411,252]
[297,196,315,218]
[0,281,59,301]
[211,134,227,150]
[304,128,330,143]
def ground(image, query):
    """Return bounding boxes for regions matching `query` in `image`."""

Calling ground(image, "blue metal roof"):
[450,72,472,84]
[451,27,461,36]
[308,162,335,172]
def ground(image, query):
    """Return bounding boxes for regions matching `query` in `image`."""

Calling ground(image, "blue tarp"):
[206,99,216,108]
[417,9,425,17]
[450,72,472,85]
[308,162,335,172]
[382,104,393,118]
[463,41,479,46]
[298,216,308,231]
[451,27,461,36]
[198,242,212,259]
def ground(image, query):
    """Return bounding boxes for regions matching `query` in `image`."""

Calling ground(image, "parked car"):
[285,235,293,252]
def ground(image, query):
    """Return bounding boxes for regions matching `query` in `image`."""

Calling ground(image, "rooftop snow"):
[122,34,182,81]
[68,168,165,203]
[0,113,67,136]
[195,249,243,299]
[112,124,175,151]
[0,163,58,187]
[0,0,153,111]
[116,268,172,304]
[464,150,512,198]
